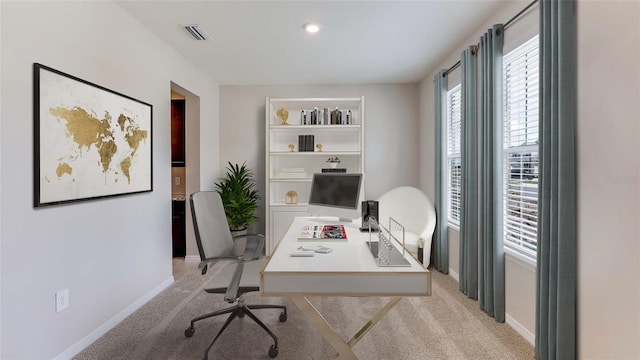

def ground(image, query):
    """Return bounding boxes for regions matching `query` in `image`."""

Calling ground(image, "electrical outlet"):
[56,288,69,313]
[175,176,181,186]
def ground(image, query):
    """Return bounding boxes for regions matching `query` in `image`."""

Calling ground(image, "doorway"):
[170,83,201,262]
[171,92,186,257]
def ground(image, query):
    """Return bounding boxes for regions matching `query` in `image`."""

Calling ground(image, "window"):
[447,84,462,226]
[503,35,539,256]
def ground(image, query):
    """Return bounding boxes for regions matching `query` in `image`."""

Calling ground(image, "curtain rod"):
[442,0,539,77]
[504,0,539,28]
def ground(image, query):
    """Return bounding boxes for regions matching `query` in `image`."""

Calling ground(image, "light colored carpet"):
[74,259,534,360]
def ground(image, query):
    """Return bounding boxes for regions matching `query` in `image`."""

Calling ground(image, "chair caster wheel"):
[279,312,287,322]
[268,345,278,358]
[184,327,195,337]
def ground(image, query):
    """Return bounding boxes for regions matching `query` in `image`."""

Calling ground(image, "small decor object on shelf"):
[316,144,323,152]
[276,108,289,125]
[286,190,298,204]
[326,156,340,169]
[288,143,295,152]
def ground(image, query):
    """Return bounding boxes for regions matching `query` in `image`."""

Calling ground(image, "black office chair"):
[186,191,287,359]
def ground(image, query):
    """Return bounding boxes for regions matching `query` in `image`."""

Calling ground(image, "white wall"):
[0,1,219,358]
[419,0,640,357]
[577,1,640,358]
[219,85,420,234]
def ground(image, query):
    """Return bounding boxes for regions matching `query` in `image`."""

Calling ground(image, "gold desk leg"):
[290,296,402,360]
[346,296,401,348]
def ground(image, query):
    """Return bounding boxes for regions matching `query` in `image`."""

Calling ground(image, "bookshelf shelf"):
[265,96,365,255]
[270,178,312,182]
[269,151,361,156]
[269,125,361,131]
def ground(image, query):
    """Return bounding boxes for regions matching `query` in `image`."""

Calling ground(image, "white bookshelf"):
[265,97,365,254]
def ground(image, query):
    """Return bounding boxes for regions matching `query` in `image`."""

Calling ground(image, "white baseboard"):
[446,268,533,345]
[505,313,535,346]
[449,268,459,282]
[185,255,200,263]
[53,276,174,360]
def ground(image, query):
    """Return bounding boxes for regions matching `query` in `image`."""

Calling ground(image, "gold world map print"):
[34,63,153,207]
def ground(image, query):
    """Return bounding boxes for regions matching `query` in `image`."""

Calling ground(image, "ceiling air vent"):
[183,25,211,41]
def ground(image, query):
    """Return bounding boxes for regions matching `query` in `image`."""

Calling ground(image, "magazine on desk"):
[298,224,348,240]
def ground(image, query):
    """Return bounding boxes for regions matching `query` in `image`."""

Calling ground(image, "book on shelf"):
[330,108,339,125]
[308,135,315,151]
[279,167,306,178]
[278,171,307,178]
[281,167,305,173]
[298,134,315,152]
[321,168,347,173]
[298,224,348,240]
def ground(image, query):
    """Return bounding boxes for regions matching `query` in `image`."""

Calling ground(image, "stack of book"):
[278,167,306,178]
[330,109,352,125]
[300,107,353,125]
[298,135,314,152]
[321,168,347,173]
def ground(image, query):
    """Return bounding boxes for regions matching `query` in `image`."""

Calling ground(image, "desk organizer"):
[366,217,411,267]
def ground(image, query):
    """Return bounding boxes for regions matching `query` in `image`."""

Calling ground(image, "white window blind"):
[447,84,462,226]
[503,35,539,256]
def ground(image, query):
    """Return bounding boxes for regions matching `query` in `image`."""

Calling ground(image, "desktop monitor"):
[307,173,363,222]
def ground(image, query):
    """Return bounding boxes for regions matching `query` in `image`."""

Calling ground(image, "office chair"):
[186,191,287,359]
[377,186,437,267]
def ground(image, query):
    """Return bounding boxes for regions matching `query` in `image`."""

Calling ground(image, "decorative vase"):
[330,162,338,169]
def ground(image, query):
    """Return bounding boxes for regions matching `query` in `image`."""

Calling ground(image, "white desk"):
[260,216,431,359]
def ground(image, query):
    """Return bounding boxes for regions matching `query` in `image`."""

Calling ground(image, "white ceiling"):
[116,0,509,85]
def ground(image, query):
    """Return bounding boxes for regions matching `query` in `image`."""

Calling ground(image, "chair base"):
[185,298,287,360]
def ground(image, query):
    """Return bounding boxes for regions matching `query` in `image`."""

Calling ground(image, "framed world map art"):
[33,63,153,207]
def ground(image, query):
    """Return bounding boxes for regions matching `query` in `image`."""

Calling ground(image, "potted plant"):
[213,162,260,231]
[326,156,341,169]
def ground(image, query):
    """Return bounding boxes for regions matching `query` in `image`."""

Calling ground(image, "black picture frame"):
[33,63,153,207]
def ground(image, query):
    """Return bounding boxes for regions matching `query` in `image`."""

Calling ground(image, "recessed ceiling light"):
[304,23,320,33]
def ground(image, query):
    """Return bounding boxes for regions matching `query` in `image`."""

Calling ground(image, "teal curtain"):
[433,69,449,273]
[536,0,577,359]
[459,46,478,299]
[478,24,505,322]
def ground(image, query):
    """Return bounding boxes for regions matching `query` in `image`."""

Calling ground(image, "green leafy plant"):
[213,162,260,231]
[326,156,341,163]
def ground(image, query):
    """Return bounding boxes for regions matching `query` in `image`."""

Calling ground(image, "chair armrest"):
[223,262,245,303]
[198,255,242,275]
[232,233,265,260]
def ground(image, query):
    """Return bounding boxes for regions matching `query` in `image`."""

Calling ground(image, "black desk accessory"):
[359,200,379,232]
